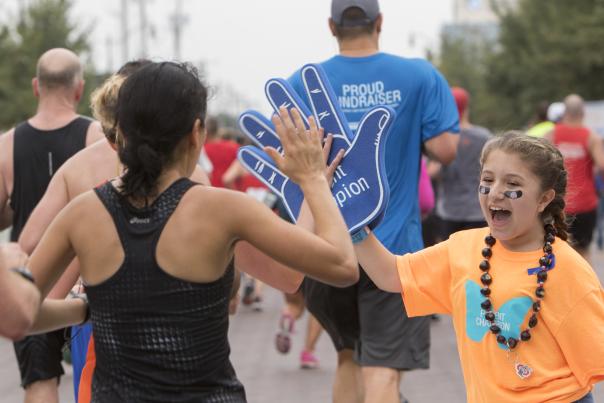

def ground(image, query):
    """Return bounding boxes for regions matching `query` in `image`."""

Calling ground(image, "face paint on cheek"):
[504,190,523,199]
[479,185,490,195]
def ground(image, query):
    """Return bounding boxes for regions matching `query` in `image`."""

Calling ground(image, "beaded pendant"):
[479,224,556,379]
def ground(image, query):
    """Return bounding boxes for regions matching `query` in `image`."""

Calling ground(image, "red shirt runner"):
[553,123,599,214]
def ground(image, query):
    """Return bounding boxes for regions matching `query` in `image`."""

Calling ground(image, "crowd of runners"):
[0,0,603,402]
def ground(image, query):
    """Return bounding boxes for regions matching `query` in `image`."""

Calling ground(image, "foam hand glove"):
[238,63,394,234]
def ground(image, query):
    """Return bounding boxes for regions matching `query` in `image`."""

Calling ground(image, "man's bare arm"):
[424,132,459,165]
[588,131,604,171]
[0,130,14,230]
[85,121,106,146]
[19,167,70,254]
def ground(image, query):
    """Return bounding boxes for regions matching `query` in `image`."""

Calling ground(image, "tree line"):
[437,0,604,131]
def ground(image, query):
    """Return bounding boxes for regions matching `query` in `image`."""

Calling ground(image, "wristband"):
[69,291,91,324]
[10,266,35,284]
[351,227,370,244]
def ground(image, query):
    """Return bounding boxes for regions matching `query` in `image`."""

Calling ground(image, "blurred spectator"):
[203,117,239,188]
[548,94,604,260]
[547,101,566,123]
[418,158,434,218]
[433,87,490,238]
[526,101,554,138]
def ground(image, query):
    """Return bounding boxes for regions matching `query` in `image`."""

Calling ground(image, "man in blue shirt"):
[288,1,459,401]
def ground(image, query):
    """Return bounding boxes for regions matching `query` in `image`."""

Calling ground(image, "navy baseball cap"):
[331,0,380,26]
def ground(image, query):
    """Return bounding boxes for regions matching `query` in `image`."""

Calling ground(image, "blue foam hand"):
[298,64,392,230]
[237,146,303,221]
[238,63,395,233]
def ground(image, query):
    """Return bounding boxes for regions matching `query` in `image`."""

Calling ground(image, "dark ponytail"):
[115,62,207,201]
[481,131,569,241]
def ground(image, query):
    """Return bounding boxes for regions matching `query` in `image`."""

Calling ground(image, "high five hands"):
[238,63,395,234]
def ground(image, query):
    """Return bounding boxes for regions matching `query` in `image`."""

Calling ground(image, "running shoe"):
[241,279,255,306]
[252,296,263,312]
[299,350,319,369]
[275,313,294,354]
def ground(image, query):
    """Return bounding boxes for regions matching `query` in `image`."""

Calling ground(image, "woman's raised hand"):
[266,107,339,186]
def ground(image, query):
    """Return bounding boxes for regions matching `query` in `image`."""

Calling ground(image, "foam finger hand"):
[300,64,352,163]
[265,78,312,130]
[340,106,395,231]
[237,146,304,221]
[239,110,284,153]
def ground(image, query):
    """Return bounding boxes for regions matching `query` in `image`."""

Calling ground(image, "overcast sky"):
[3,0,454,113]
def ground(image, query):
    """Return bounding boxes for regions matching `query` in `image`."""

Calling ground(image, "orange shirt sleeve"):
[555,289,604,388]
[396,239,453,316]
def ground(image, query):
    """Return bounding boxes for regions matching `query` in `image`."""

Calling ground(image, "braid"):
[117,128,166,201]
[543,191,569,241]
[541,148,569,241]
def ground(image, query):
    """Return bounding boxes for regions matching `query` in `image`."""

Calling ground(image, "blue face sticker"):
[504,190,523,199]
[478,186,522,199]
[465,280,532,350]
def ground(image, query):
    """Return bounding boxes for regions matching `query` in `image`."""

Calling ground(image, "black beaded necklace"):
[479,224,556,378]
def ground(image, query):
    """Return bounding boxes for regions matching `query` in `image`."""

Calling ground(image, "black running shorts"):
[303,268,430,370]
[568,209,597,250]
[13,329,68,388]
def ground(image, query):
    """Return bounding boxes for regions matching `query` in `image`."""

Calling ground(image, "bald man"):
[547,94,604,261]
[0,48,104,403]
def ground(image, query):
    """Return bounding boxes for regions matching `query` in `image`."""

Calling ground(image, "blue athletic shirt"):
[289,53,459,254]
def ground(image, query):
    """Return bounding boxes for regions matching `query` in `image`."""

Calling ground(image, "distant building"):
[452,0,518,24]
[443,0,518,43]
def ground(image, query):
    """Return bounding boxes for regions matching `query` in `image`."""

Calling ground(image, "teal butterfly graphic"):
[465,280,532,350]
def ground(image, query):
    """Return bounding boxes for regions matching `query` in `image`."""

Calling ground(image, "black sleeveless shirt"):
[88,178,246,403]
[10,117,90,241]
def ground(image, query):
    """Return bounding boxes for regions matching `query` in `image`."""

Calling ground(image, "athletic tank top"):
[88,178,246,403]
[10,117,90,241]
[553,124,598,214]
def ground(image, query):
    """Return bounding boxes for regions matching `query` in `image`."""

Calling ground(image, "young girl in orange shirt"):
[355,132,604,403]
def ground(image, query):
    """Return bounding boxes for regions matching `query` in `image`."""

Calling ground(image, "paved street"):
[0,249,603,402]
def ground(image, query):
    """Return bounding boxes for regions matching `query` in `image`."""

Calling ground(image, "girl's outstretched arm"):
[355,232,400,293]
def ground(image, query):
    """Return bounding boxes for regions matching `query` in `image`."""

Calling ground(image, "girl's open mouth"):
[490,207,511,224]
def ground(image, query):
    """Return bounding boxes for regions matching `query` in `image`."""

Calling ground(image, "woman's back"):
[28,61,357,402]
[82,178,245,402]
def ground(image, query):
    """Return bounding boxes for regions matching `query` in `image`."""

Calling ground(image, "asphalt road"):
[0,249,603,402]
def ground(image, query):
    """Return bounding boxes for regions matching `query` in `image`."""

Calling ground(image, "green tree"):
[487,0,604,129]
[436,25,500,129]
[436,0,604,131]
[0,0,97,130]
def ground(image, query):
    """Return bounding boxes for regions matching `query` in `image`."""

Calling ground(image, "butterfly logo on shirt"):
[465,280,533,350]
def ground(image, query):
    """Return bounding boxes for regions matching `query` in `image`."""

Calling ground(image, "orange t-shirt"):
[397,227,604,403]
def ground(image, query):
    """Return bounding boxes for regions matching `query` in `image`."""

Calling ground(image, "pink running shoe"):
[300,350,319,369]
[275,314,294,354]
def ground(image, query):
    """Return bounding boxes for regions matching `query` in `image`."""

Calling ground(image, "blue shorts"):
[70,323,93,402]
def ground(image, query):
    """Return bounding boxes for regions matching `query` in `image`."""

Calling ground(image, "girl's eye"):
[508,182,520,187]
[481,178,493,183]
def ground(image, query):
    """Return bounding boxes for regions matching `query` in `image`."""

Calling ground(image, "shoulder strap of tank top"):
[93,178,199,252]
[71,116,93,131]
[93,181,132,251]
[147,178,198,246]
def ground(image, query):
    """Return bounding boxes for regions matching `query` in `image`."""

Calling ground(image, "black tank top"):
[88,178,246,403]
[10,117,90,241]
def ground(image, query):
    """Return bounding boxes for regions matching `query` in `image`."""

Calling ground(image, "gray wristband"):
[10,266,35,284]
[351,227,370,244]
